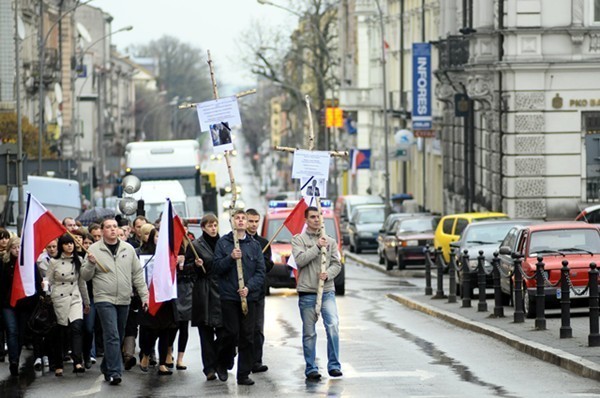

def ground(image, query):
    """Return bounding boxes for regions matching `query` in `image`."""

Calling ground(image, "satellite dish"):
[44,96,53,122]
[17,16,25,40]
[118,197,138,216]
[122,174,141,194]
[56,112,63,127]
[54,83,63,104]
[76,22,92,43]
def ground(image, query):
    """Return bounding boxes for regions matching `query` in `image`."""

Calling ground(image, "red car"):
[498,222,600,317]
[260,200,345,296]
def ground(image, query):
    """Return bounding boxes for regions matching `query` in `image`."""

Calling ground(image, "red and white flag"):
[12,194,66,307]
[148,199,186,315]
[283,198,309,235]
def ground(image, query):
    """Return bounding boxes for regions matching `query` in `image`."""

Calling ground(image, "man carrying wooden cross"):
[291,206,342,381]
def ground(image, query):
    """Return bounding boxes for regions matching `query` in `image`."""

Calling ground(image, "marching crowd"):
[0,205,343,387]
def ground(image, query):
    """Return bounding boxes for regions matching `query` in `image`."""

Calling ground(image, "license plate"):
[556,289,561,299]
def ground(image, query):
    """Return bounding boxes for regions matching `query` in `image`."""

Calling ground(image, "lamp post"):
[15,0,24,234]
[37,0,95,175]
[74,25,133,198]
[373,0,392,216]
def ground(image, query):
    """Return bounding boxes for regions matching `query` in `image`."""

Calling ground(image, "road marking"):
[71,374,104,396]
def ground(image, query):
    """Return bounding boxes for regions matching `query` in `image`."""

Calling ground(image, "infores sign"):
[412,43,432,131]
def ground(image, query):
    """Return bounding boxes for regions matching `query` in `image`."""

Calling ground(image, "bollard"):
[433,247,446,299]
[491,252,504,318]
[477,250,488,312]
[448,248,457,304]
[560,260,572,339]
[424,245,432,296]
[461,250,472,308]
[535,257,546,330]
[589,262,599,347]
[513,255,525,323]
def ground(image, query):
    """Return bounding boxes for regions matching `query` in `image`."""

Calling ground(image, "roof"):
[441,212,508,219]
[526,221,597,232]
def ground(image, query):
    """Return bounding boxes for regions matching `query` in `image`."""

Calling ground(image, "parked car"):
[347,204,386,253]
[381,215,440,270]
[434,212,509,263]
[335,195,384,245]
[377,213,429,264]
[498,222,600,318]
[451,220,539,298]
[260,200,345,296]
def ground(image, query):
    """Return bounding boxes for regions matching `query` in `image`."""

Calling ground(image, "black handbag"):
[28,294,57,335]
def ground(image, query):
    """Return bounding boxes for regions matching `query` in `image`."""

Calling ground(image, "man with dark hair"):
[291,206,342,380]
[213,210,265,386]
[129,216,149,248]
[245,208,274,374]
[88,223,102,242]
[82,218,149,386]
[62,217,78,232]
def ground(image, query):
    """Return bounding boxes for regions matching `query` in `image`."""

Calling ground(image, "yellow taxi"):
[434,212,509,262]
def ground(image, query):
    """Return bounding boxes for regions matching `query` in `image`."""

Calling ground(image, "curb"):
[346,251,600,381]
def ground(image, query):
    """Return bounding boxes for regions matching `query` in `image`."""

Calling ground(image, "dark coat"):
[1,254,41,311]
[213,232,266,303]
[250,233,274,299]
[175,251,196,321]
[187,236,221,327]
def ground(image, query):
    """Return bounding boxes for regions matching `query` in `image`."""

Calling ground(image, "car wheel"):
[384,255,393,271]
[523,289,536,319]
[396,253,406,270]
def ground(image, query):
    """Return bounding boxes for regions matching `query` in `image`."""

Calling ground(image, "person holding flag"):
[82,218,149,386]
[291,206,343,381]
[213,210,266,386]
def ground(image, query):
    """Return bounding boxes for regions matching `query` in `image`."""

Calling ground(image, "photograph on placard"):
[140,255,155,288]
[300,176,327,199]
[210,122,234,153]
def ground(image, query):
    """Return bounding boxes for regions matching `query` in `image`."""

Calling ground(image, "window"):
[442,218,455,234]
[455,218,469,235]
[595,0,600,23]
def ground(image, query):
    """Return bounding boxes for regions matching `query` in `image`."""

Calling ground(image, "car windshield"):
[267,218,338,244]
[528,229,600,256]
[355,208,385,224]
[398,218,435,233]
[463,223,515,246]
[143,202,187,224]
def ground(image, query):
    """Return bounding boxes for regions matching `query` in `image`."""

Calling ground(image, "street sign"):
[412,43,432,130]
[393,148,410,161]
[413,130,436,138]
[326,107,343,128]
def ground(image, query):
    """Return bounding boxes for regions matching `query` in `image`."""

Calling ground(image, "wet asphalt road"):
[2,258,600,397]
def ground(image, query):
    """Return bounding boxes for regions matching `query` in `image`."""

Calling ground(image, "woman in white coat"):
[47,234,90,376]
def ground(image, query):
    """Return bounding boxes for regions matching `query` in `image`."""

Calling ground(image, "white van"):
[130,180,188,223]
[2,176,81,227]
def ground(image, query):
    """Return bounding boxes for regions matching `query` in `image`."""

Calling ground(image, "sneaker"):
[237,377,255,386]
[109,376,122,385]
[216,366,228,382]
[34,358,42,371]
[42,356,49,367]
[252,364,268,373]
[90,356,97,364]
[328,369,343,377]
[306,371,322,380]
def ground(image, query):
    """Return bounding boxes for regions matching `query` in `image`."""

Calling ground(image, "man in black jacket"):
[213,210,265,386]
[245,208,274,374]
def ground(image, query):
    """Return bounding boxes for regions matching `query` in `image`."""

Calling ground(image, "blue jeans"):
[298,291,340,376]
[95,302,129,378]
[2,307,28,366]
[83,301,96,359]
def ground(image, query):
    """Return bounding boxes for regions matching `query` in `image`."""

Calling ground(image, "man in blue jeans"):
[291,206,342,380]
[82,218,149,385]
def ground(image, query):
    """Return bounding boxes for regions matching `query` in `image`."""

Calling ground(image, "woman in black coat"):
[187,214,223,381]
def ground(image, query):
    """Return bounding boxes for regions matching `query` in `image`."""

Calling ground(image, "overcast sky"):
[94,0,294,92]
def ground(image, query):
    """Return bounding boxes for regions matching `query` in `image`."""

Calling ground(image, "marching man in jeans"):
[291,206,342,380]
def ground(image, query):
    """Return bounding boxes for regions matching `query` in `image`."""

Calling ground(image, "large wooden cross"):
[179,50,255,316]
[276,95,347,319]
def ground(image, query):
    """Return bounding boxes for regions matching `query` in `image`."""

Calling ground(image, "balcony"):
[28,48,61,90]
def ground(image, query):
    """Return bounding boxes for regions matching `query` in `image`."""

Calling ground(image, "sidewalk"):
[345,251,600,381]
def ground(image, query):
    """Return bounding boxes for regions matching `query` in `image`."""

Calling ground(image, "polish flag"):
[283,198,309,235]
[12,194,66,307]
[351,149,366,175]
[148,199,186,316]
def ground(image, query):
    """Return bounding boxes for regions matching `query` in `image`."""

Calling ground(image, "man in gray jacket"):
[82,218,149,386]
[291,206,342,381]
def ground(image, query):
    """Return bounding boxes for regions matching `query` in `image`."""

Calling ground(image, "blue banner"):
[412,43,432,130]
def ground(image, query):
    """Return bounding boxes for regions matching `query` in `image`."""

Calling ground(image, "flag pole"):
[207,50,248,316]
[65,230,108,273]
[183,233,206,273]
[262,222,286,254]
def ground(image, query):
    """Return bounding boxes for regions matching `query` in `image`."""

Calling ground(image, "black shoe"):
[73,364,86,374]
[206,371,217,381]
[216,367,228,382]
[306,371,321,380]
[84,360,92,370]
[328,369,343,377]
[252,364,268,373]
[109,376,122,385]
[165,362,174,369]
[124,356,136,370]
[237,377,255,386]
[9,362,18,377]
[158,369,173,376]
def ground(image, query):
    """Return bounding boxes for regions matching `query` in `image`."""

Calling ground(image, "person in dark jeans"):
[213,210,265,386]
[245,209,274,373]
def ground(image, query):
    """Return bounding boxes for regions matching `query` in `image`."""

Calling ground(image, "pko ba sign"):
[412,43,432,130]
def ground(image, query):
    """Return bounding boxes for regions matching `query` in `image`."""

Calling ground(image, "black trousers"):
[50,319,83,370]
[253,296,265,365]
[218,300,255,380]
[139,326,176,366]
[169,320,189,353]
[197,324,225,375]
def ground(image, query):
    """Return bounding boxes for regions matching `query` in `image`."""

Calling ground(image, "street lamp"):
[373,0,392,216]
[38,0,95,175]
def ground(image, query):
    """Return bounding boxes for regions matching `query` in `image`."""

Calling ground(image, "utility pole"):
[15,0,24,234]
[421,0,427,211]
